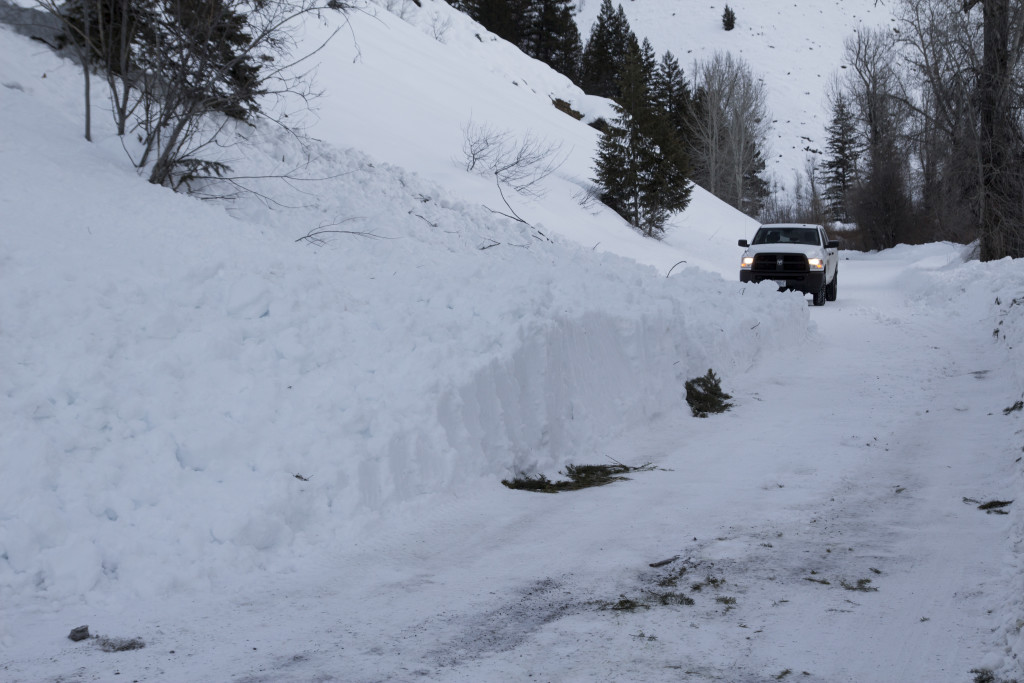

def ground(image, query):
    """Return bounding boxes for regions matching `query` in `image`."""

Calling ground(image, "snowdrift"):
[0,20,809,608]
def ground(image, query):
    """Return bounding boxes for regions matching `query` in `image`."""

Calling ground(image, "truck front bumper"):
[740,270,824,295]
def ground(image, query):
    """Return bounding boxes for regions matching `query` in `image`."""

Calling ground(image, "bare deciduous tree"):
[892,0,979,242]
[689,51,771,216]
[840,27,914,249]
[887,0,1024,255]
[758,157,828,225]
[960,0,1024,259]
[40,0,159,138]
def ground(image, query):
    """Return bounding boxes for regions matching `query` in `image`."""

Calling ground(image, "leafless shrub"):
[39,0,350,191]
[383,0,416,19]
[461,119,507,172]
[459,119,566,197]
[572,182,602,211]
[429,12,452,42]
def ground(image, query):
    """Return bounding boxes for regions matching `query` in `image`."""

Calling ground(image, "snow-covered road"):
[5,247,1021,682]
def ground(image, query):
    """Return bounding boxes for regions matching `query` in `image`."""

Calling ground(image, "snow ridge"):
[0,21,807,609]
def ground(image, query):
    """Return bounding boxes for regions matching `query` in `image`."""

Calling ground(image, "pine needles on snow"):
[685,369,733,417]
[501,461,655,493]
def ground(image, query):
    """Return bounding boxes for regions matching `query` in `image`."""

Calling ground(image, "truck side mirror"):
[827,240,840,249]
[738,239,749,247]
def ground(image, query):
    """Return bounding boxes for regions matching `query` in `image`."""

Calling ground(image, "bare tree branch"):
[459,118,566,197]
[295,217,395,246]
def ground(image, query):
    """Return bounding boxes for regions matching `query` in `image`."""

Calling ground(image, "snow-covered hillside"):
[573,0,895,183]
[1,1,1023,680]
[0,0,801,610]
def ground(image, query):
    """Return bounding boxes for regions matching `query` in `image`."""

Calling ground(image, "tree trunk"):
[82,6,92,142]
[973,0,1015,260]
[82,58,91,142]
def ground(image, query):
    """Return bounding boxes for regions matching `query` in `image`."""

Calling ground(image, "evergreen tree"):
[523,0,583,82]
[594,51,690,237]
[649,50,694,201]
[821,90,860,222]
[160,0,265,121]
[620,6,641,77]
[651,51,693,144]
[476,0,529,44]
[580,0,635,99]
[741,143,770,216]
[457,0,581,82]
[615,39,650,117]
[638,37,657,87]
[459,0,529,46]
[722,4,736,31]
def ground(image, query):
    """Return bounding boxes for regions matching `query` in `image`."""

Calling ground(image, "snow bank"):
[0,24,809,611]
[968,258,1024,678]
[894,243,1024,394]
[893,245,1024,676]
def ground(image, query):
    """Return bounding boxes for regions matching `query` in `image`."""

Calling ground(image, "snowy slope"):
[0,8,805,612]
[573,0,895,184]
[294,0,762,274]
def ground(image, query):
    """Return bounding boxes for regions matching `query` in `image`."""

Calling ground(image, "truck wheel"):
[826,271,838,302]
[813,277,826,306]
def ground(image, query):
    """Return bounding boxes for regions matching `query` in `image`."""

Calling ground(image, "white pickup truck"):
[738,223,839,306]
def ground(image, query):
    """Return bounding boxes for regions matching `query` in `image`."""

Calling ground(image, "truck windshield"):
[752,228,820,246]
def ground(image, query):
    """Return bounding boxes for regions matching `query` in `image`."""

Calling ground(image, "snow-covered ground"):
[1,0,1023,680]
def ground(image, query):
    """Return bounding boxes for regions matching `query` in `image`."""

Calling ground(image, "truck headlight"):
[807,258,824,270]
[741,257,754,270]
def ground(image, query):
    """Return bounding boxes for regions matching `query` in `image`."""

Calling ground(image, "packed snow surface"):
[1,0,1022,681]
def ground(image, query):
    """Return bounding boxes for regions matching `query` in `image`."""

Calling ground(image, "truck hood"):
[745,244,823,258]
[743,243,823,256]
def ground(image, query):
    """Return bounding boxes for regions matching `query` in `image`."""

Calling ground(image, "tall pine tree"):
[821,90,859,222]
[740,142,770,216]
[594,49,691,237]
[580,0,635,99]
[522,0,583,82]
[650,51,692,137]
[638,37,657,85]
[455,0,581,82]
[457,0,528,46]
[649,50,694,186]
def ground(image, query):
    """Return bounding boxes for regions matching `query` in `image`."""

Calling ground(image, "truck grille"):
[752,253,808,273]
